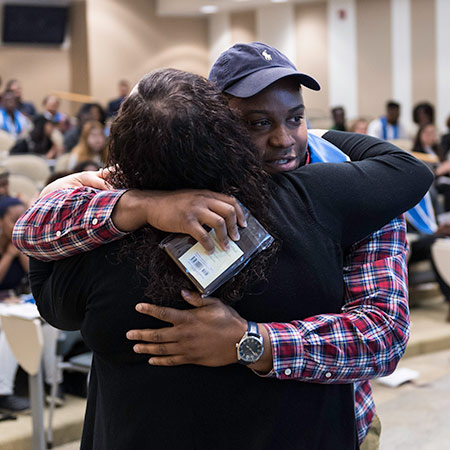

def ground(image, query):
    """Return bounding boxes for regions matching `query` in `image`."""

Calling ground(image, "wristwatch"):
[236,321,264,365]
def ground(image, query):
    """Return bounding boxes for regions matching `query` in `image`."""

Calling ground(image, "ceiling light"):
[271,0,289,3]
[200,5,218,14]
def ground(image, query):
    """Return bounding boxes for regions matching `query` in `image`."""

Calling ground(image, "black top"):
[30,132,433,450]
[0,255,25,290]
[441,133,450,159]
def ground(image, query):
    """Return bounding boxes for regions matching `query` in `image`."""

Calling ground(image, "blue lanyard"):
[1,109,22,134]
[308,132,436,234]
[380,116,398,140]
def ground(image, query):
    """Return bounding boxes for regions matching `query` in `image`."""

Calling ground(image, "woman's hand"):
[39,169,111,198]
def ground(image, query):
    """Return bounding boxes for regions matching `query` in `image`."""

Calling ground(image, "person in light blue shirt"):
[0,90,31,140]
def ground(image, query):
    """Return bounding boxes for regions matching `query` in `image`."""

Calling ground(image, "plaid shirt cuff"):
[13,188,128,261]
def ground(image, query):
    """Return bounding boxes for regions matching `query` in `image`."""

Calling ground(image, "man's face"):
[386,106,400,125]
[9,81,22,100]
[0,178,9,197]
[119,82,130,98]
[228,77,308,174]
[2,92,17,113]
[45,96,60,115]
[333,108,345,125]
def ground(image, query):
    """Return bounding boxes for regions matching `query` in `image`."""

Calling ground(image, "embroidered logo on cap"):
[262,50,272,61]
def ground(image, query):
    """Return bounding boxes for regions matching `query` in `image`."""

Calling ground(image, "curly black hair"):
[107,68,276,305]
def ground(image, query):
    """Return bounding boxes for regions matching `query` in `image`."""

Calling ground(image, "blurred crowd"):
[331,101,450,214]
[0,78,131,176]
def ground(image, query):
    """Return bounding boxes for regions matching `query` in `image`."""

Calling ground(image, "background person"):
[412,102,435,128]
[412,123,445,161]
[0,168,10,198]
[0,90,31,140]
[68,120,107,170]
[63,103,106,152]
[0,197,30,412]
[10,115,63,159]
[349,118,369,134]
[4,79,36,119]
[0,196,64,411]
[107,80,130,117]
[440,114,450,160]
[368,100,407,140]
[330,105,347,131]
[42,95,70,135]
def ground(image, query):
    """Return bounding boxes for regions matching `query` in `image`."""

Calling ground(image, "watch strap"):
[247,321,259,337]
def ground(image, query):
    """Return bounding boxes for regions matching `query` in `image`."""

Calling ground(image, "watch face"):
[238,336,263,363]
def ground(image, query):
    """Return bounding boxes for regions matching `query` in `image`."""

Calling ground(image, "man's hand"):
[126,290,273,372]
[114,190,247,251]
[39,169,111,198]
[126,290,247,367]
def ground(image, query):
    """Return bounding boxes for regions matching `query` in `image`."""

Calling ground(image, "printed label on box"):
[179,230,244,289]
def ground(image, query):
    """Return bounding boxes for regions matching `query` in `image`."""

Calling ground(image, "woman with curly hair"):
[30,68,431,450]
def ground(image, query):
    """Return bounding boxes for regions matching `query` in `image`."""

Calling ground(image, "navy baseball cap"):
[209,42,320,98]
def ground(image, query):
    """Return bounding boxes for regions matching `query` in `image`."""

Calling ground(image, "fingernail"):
[126,331,134,339]
[181,289,190,298]
[242,220,247,228]
[134,345,140,353]
[233,230,240,241]
[136,304,143,312]
[149,358,155,365]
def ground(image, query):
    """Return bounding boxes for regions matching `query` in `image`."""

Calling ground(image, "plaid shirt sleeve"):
[262,216,410,384]
[12,187,128,261]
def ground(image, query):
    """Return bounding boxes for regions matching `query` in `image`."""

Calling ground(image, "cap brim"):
[224,66,320,98]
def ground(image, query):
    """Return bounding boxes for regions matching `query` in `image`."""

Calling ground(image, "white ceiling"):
[156,0,323,17]
[0,0,321,16]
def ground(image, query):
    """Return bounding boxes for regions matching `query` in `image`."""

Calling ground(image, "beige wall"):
[411,0,436,107]
[0,0,443,118]
[356,0,392,118]
[69,1,90,103]
[0,0,209,114]
[86,0,209,106]
[356,0,392,119]
[295,2,329,115]
[0,44,71,115]
[230,11,256,44]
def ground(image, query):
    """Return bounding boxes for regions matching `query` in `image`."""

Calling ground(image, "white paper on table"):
[376,367,420,388]
[0,303,40,320]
